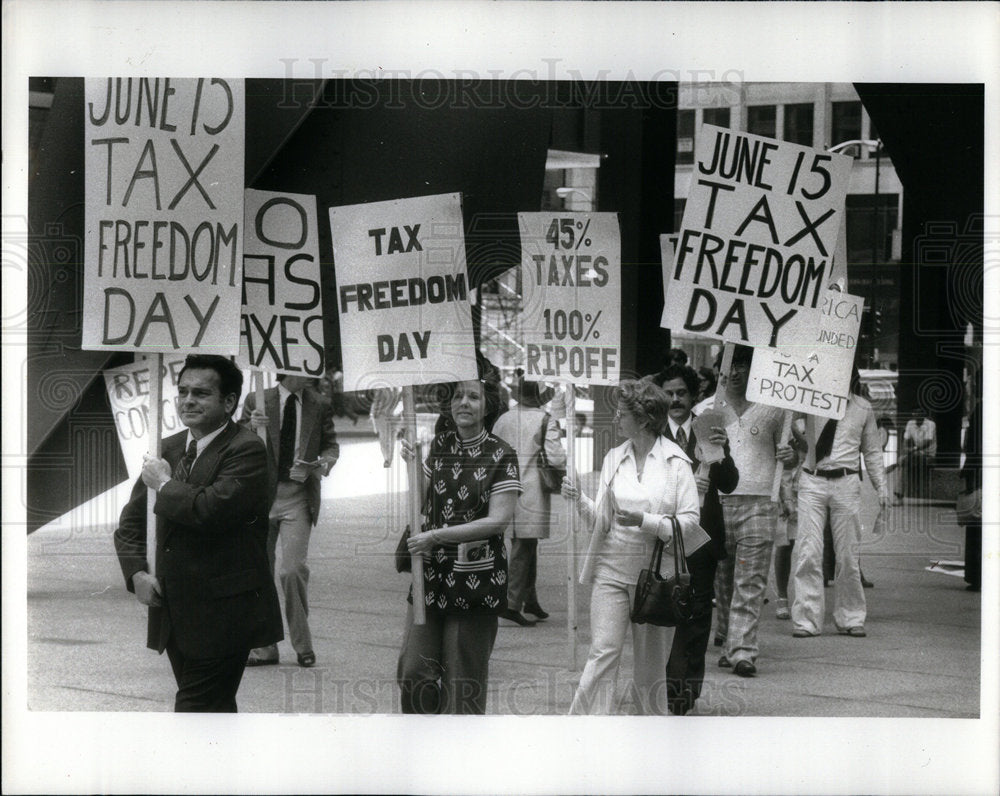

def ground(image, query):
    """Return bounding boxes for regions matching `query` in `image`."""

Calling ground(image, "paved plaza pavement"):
[22,435,989,718]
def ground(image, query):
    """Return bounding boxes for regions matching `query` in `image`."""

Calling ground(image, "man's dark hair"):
[666,347,689,367]
[698,366,717,396]
[651,364,700,398]
[178,354,244,414]
[731,344,754,367]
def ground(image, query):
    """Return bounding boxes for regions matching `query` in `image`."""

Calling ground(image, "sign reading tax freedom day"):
[238,189,324,376]
[83,78,245,353]
[330,193,477,391]
[517,213,621,386]
[663,124,853,348]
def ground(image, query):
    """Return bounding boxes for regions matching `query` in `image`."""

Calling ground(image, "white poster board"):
[329,192,477,391]
[662,124,852,347]
[517,212,622,385]
[83,78,245,353]
[104,355,274,482]
[238,189,324,376]
[747,289,864,420]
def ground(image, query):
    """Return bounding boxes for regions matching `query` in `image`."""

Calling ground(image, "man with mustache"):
[652,364,738,713]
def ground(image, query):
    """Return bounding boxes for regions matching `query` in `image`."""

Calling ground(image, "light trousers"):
[267,480,314,655]
[570,578,673,715]
[791,472,866,634]
[714,497,777,665]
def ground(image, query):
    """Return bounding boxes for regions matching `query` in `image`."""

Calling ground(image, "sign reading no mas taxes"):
[238,189,324,376]
[518,213,621,386]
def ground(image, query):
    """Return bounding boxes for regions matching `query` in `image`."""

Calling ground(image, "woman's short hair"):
[616,379,671,435]
[433,352,503,432]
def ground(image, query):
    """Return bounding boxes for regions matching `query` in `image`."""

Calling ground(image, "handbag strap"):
[670,515,688,577]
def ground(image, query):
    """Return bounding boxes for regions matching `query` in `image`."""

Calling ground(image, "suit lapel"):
[298,390,318,456]
[187,421,237,485]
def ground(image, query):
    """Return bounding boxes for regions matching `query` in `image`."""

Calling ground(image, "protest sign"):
[83,78,245,353]
[104,355,273,482]
[747,289,864,420]
[518,213,621,385]
[662,125,852,348]
[330,193,477,391]
[238,189,324,376]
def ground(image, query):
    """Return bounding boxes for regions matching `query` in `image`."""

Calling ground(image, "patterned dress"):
[418,428,521,614]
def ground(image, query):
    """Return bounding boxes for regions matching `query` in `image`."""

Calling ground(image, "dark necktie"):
[676,426,688,452]
[814,419,838,464]
[278,393,297,480]
[175,439,198,482]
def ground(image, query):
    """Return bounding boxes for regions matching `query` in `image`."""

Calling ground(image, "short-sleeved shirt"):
[418,428,521,614]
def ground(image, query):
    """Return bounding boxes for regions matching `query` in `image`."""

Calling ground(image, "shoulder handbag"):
[630,516,694,627]
[535,412,566,494]
[955,489,982,525]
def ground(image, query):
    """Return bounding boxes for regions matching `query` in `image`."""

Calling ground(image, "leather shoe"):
[297,651,316,667]
[717,655,732,668]
[500,609,536,627]
[733,660,756,677]
[246,647,279,666]
[837,626,866,638]
[523,602,549,621]
[792,629,819,638]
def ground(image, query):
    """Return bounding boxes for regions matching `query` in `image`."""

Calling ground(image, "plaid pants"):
[714,496,777,666]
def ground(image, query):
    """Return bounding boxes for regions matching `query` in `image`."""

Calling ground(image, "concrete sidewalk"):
[25,440,983,717]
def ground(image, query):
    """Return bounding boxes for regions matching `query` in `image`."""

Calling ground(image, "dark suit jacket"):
[665,423,739,561]
[114,421,283,658]
[240,386,339,526]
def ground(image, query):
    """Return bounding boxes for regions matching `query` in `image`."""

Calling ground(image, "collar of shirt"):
[185,420,229,458]
[623,434,664,466]
[667,417,693,441]
[457,428,489,449]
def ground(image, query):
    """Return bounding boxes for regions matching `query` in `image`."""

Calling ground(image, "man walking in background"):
[241,374,339,668]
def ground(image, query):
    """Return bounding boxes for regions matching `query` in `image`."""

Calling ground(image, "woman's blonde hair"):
[616,379,670,435]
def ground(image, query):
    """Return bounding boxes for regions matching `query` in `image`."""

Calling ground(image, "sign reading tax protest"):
[238,189,324,375]
[329,193,477,391]
[747,289,864,420]
[517,213,621,385]
[83,78,245,353]
[663,125,852,348]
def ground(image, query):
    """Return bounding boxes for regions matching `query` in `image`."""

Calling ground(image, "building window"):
[832,101,863,154]
[747,105,776,138]
[783,103,814,147]
[677,109,695,165]
[703,107,731,129]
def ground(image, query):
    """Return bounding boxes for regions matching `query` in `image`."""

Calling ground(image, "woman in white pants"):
[562,379,701,715]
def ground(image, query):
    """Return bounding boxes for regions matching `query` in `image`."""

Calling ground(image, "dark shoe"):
[246,646,279,667]
[718,655,732,668]
[966,584,981,592]
[837,626,866,638]
[792,629,820,638]
[861,578,875,589]
[523,603,549,621]
[733,660,756,678]
[297,651,316,667]
[500,609,536,627]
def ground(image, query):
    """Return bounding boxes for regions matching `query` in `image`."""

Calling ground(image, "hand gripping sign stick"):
[145,354,164,575]
[402,386,427,624]
[564,384,578,670]
[698,342,736,508]
[772,411,793,503]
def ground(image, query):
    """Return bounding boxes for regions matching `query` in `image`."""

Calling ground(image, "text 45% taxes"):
[542,309,602,341]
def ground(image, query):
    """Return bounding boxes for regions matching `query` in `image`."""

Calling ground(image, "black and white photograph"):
[4,2,997,793]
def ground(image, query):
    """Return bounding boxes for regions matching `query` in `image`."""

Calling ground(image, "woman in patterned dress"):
[562,379,701,714]
[396,375,522,714]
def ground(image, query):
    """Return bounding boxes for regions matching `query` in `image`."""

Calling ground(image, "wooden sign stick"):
[772,411,793,503]
[254,371,267,442]
[564,384,578,670]
[146,354,164,575]
[402,386,426,625]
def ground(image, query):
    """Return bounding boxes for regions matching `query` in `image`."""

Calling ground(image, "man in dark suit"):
[240,374,339,668]
[114,355,283,712]
[653,364,739,715]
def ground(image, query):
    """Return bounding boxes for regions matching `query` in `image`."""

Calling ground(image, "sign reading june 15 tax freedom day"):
[104,355,274,482]
[238,189,324,376]
[663,125,853,348]
[517,213,621,385]
[747,289,864,420]
[330,193,477,391]
[83,78,245,353]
